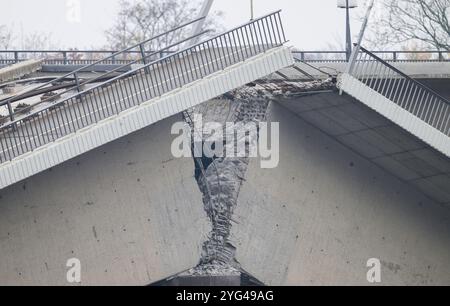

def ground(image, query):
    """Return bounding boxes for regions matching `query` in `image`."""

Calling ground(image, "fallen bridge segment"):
[0,12,294,190]
[0,59,43,83]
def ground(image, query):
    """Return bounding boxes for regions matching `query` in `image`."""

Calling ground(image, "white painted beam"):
[0,47,294,190]
[339,73,450,157]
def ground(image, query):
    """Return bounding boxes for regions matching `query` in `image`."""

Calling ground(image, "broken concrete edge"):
[0,59,43,84]
[166,79,336,283]
[0,46,294,191]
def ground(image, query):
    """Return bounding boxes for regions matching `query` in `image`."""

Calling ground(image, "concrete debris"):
[0,59,43,83]
[185,79,333,277]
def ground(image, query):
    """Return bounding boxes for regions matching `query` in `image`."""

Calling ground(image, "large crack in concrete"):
[182,79,335,278]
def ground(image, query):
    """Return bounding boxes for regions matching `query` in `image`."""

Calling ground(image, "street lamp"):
[337,0,358,61]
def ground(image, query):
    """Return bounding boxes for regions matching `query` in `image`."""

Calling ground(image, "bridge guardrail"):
[2,50,448,66]
[0,50,174,66]
[347,46,450,137]
[0,11,287,164]
[0,16,208,122]
[293,50,450,63]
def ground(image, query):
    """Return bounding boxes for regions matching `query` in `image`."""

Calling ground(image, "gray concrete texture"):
[231,102,450,285]
[0,45,280,162]
[0,114,210,285]
[0,60,43,83]
[287,61,450,80]
[278,89,450,206]
[1,88,450,286]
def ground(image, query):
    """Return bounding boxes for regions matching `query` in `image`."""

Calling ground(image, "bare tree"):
[0,25,14,50]
[21,32,55,50]
[105,0,224,51]
[364,0,450,50]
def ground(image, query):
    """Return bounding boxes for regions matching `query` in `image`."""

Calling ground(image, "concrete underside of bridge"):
[232,101,450,285]
[0,81,449,286]
[289,61,450,80]
[0,115,211,285]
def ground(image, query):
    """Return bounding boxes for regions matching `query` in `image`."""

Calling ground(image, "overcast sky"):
[0,0,371,50]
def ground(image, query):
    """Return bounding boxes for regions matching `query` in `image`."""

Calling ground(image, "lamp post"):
[337,0,358,61]
[250,0,254,21]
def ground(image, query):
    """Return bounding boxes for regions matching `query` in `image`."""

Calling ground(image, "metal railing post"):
[74,72,81,92]
[139,44,147,65]
[7,100,14,121]
[345,0,375,75]
[14,51,19,63]
[139,44,150,74]
[0,11,288,164]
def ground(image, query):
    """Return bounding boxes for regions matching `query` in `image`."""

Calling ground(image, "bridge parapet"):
[293,50,450,63]
[0,11,293,190]
[339,46,450,157]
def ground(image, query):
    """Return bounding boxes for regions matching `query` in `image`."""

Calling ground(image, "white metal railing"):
[348,46,450,137]
[0,11,287,164]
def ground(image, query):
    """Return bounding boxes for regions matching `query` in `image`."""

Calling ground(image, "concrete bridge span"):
[0,81,449,286]
[231,101,450,285]
[0,114,210,285]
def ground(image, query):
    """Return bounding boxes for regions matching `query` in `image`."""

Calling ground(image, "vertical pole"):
[341,0,375,95]
[7,100,14,121]
[346,0,375,74]
[63,51,68,65]
[250,0,254,21]
[140,44,150,74]
[187,0,215,47]
[74,72,81,92]
[345,0,352,62]
[139,44,147,65]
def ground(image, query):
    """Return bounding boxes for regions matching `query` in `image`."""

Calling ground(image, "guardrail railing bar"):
[291,50,449,62]
[358,46,450,106]
[0,11,286,164]
[0,16,206,112]
[347,45,450,136]
[2,50,448,64]
[0,29,210,122]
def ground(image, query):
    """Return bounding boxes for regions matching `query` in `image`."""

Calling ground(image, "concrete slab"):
[411,178,450,204]
[372,156,421,181]
[391,152,441,178]
[278,88,450,205]
[0,47,294,190]
[338,102,391,128]
[319,107,368,132]
[354,130,404,155]
[373,126,426,151]
[337,133,385,159]
[411,149,450,173]
[297,110,349,136]
[0,59,43,83]
[232,102,450,285]
[280,95,335,113]
[0,114,209,286]
[286,61,450,79]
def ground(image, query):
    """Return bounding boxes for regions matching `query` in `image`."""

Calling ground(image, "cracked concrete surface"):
[0,78,449,286]
[184,80,335,278]
[0,114,210,286]
[231,101,450,285]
